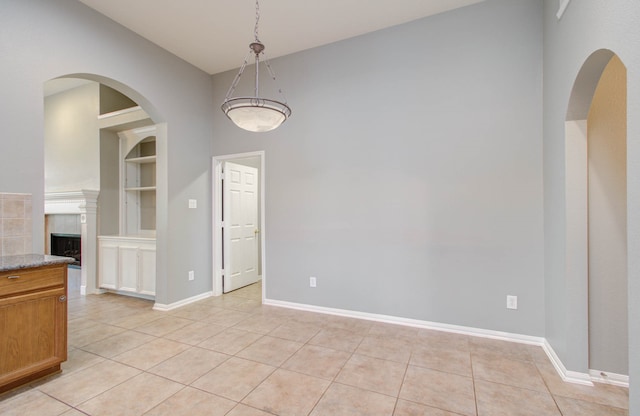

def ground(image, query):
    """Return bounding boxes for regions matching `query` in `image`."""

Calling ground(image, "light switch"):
[188,199,197,209]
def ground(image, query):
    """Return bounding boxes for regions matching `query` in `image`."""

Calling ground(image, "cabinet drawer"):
[0,266,65,297]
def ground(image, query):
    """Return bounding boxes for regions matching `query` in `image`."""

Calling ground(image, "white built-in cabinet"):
[97,107,157,298]
[98,236,156,297]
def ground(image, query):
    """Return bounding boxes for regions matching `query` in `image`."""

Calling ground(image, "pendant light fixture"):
[221,0,291,132]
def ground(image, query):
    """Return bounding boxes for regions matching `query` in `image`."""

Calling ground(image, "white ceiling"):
[77,0,484,75]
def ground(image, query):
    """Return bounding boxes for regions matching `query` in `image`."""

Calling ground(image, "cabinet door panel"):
[0,288,66,385]
[99,244,118,290]
[139,247,156,296]
[119,246,139,292]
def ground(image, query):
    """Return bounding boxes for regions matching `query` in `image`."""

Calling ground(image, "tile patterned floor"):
[0,275,629,415]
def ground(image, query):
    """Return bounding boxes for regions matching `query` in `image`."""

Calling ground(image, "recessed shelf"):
[125,155,156,164]
[120,127,156,236]
[98,106,151,131]
[125,186,156,192]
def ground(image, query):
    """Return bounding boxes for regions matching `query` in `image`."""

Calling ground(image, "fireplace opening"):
[51,233,81,267]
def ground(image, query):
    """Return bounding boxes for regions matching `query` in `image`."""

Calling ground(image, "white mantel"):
[45,190,99,295]
[45,190,99,215]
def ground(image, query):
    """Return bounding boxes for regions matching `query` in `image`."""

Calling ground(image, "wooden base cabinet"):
[0,264,67,393]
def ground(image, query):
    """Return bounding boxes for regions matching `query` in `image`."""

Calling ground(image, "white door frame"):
[212,151,266,301]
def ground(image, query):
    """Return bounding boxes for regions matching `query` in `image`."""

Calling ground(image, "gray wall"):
[212,0,545,336]
[99,129,120,236]
[0,0,214,305]
[542,0,640,411]
[44,82,100,193]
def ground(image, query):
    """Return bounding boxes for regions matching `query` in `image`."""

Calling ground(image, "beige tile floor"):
[0,272,629,415]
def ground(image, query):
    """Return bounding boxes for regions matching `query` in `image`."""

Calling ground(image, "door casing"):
[212,151,266,300]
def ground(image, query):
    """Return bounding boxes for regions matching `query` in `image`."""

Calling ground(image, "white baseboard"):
[264,298,631,390]
[589,369,629,387]
[153,291,213,311]
[263,298,544,345]
[80,286,104,295]
[541,342,630,388]
[542,339,593,386]
[97,289,154,301]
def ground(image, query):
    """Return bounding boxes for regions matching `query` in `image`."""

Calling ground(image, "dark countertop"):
[0,254,75,272]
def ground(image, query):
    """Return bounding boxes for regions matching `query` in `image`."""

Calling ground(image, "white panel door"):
[223,161,259,293]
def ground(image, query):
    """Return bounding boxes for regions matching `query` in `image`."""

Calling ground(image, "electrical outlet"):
[506,295,518,310]
[188,199,197,209]
[188,270,195,281]
[309,276,317,288]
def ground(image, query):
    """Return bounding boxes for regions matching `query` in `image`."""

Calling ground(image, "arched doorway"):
[43,75,166,302]
[565,50,628,385]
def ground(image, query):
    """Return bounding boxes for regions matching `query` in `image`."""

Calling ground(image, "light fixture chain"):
[254,0,261,42]
[224,50,252,100]
[263,57,288,104]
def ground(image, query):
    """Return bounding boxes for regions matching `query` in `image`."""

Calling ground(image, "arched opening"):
[565,50,628,385]
[43,74,166,303]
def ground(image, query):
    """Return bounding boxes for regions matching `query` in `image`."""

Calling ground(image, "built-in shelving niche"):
[120,126,157,236]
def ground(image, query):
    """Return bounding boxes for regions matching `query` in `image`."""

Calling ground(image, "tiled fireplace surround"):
[44,190,99,295]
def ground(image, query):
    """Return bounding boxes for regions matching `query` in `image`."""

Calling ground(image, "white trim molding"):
[45,190,99,215]
[153,291,213,311]
[542,339,594,386]
[264,298,544,345]
[589,369,630,388]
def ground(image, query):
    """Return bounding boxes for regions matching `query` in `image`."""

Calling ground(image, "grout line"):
[393,347,412,414]
[470,351,479,416]
[534,357,565,415]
